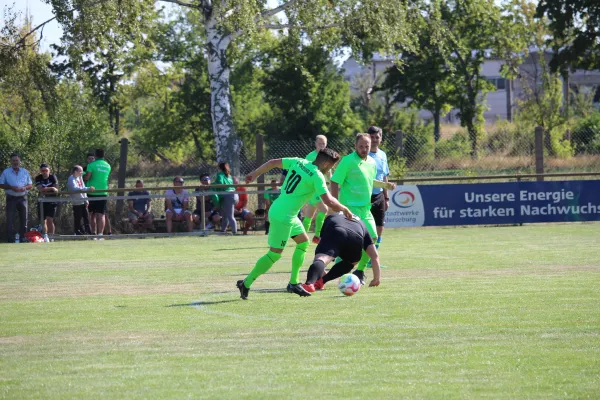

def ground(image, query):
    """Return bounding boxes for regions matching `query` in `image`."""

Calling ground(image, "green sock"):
[302,217,313,232]
[245,251,282,288]
[290,241,309,284]
[315,212,326,237]
[355,250,370,272]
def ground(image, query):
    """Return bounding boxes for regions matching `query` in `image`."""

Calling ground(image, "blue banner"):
[385,180,600,227]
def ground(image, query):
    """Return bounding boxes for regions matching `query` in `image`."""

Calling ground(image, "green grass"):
[1,224,600,399]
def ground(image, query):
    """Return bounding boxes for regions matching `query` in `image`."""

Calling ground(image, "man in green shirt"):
[330,133,396,285]
[84,149,112,237]
[237,148,353,300]
[302,135,330,244]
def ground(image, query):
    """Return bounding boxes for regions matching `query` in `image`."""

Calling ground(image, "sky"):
[1,0,62,51]
[0,0,283,52]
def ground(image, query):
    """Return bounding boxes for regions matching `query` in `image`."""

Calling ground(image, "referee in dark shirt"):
[303,213,382,292]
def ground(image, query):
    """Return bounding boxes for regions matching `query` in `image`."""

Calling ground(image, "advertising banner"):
[385,180,600,227]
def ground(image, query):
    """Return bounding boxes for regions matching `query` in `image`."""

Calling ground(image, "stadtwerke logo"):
[392,191,416,208]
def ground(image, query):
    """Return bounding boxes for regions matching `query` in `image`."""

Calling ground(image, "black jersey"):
[316,213,374,262]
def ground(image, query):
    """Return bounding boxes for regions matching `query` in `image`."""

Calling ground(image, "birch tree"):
[31,0,419,173]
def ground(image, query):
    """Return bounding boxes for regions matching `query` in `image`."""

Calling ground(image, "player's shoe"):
[314,277,326,291]
[352,270,366,285]
[312,236,320,244]
[287,283,311,297]
[236,280,249,300]
[302,283,316,293]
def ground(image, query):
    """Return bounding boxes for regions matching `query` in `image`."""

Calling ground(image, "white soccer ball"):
[338,273,361,296]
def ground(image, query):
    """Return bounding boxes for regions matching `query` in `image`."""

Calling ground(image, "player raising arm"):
[237,149,353,300]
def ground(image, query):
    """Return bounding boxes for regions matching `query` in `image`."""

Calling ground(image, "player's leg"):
[322,259,357,284]
[302,202,317,232]
[237,219,290,299]
[287,218,311,296]
[367,192,386,268]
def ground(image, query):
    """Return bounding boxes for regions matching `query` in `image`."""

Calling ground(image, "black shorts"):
[370,192,386,227]
[315,225,363,264]
[88,198,107,214]
[38,202,57,218]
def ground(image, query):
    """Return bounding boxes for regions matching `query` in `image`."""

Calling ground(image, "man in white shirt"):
[0,153,33,242]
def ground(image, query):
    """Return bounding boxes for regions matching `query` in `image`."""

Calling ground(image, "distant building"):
[342,52,600,124]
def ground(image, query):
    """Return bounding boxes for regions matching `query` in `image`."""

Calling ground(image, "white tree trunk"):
[205,14,242,175]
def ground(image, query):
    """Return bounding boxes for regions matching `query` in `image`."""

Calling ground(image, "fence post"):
[395,130,404,158]
[116,138,129,216]
[534,126,544,182]
[256,134,265,210]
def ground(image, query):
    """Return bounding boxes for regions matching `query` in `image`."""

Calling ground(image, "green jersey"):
[269,158,328,223]
[263,187,281,203]
[86,158,111,196]
[331,151,376,207]
[305,150,318,162]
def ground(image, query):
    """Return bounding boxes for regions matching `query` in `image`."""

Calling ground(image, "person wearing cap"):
[0,153,33,242]
[128,180,153,232]
[84,149,112,237]
[165,176,193,233]
[35,163,59,236]
[192,173,221,230]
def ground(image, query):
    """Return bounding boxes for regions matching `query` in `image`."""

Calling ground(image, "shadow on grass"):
[231,269,308,276]
[168,299,239,307]
[215,247,265,251]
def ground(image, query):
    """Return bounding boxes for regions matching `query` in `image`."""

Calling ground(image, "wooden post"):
[116,138,129,216]
[256,134,265,209]
[534,126,544,182]
[395,130,404,158]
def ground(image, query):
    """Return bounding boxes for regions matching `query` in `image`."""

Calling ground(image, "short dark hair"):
[200,173,210,180]
[368,126,382,135]
[314,148,341,165]
[95,149,104,158]
[10,153,19,159]
[136,179,144,185]
[87,152,95,158]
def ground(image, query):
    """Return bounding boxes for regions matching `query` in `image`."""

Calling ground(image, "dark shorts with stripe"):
[370,192,386,227]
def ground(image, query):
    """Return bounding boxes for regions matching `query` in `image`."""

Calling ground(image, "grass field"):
[1,224,600,399]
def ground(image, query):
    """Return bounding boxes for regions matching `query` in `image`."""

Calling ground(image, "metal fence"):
[1,125,599,240]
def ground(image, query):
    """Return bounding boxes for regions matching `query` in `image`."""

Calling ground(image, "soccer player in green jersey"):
[237,148,353,300]
[302,135,329,244]
[330,133,396,285]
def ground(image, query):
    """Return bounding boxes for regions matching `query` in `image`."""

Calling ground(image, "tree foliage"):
[536,0,600,72]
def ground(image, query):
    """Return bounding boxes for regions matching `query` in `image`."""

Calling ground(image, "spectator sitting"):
[35,163,59,238]
[165,176,193,233]
[215,162,237,234]
[0,153,33,242]
[263,179,281,235]
[193,173,221,230]
[233,177,255,235]
[67,165,94,235]
[128,180,153,232]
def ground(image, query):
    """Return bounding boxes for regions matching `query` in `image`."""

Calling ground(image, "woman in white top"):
[67,165,95,235]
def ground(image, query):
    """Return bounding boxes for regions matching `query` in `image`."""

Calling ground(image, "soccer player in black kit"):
[302,213,382,292]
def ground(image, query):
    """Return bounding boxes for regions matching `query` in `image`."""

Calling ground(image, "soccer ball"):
[338,273,361,296]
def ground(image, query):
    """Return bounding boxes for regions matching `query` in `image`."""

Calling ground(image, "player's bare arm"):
[329,182,340,199]
[320,192,352,219]
[245,159,283,183]
[374,180,396,191]
[365,244,381,286]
